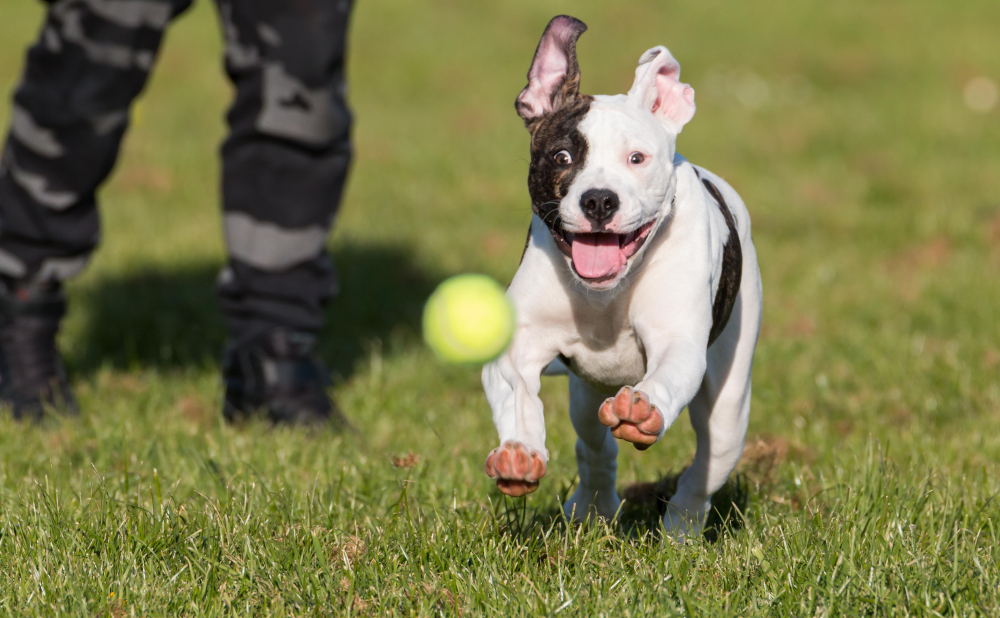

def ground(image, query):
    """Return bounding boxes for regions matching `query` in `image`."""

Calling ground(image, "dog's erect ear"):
[515,15,588,128]
[627,46,696,133]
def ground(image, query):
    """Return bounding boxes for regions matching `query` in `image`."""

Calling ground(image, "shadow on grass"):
[67,243,440,379]
[496,472,749,543]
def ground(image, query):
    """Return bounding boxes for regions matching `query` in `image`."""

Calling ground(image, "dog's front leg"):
[481,340,555,496]
[597,337,707,450]
[636,338,709,436]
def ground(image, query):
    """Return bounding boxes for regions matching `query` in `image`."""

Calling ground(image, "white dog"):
[482,15,763,538]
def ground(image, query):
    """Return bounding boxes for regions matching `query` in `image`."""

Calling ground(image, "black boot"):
[0,280,78,420]
[222,327,349,428]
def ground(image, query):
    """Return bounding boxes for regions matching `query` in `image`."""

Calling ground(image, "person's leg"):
[213,0,353,426]
[0,0,193,419]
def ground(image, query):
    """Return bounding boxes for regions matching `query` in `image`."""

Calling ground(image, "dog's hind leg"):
[564,373,621,522]
[664,279,762,539]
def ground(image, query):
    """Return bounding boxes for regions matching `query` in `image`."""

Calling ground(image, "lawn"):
[1,0,999,615]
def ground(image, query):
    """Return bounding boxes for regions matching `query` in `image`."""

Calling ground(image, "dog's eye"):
[553,150,573,166]
[629,152,646,165]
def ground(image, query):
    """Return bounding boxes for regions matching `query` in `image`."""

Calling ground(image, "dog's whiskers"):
[538,204,560,222]
[542,211,564,232]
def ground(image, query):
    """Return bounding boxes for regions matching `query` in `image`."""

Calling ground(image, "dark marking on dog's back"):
[699,175,742,347]
[519,223,533,265]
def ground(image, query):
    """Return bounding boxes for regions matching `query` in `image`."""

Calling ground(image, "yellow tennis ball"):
[423,274,515,364]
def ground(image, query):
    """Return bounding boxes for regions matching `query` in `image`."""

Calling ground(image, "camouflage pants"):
[0,0,353,334]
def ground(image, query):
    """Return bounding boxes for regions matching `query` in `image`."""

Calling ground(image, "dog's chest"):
[560,303,647,393]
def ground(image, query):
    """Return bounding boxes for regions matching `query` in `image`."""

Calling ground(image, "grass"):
[1,0,999,615]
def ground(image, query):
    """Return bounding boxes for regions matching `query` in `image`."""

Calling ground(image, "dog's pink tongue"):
[571,233,622,279]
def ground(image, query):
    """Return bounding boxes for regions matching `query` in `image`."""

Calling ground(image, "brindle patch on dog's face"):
[527,95,594,249]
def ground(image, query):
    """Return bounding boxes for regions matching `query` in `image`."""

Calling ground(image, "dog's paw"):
[485,442,547,497]
[597,386,663,450]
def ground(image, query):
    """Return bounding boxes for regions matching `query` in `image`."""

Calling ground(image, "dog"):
[481,15,763,538]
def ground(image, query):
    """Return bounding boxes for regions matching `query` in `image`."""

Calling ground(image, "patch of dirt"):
[116,163,173,192]
[989,213,1000,249]
[884,236,952,272]
[912,236,952,268]
[352,596,371,613]
[797,180,837,206]
[792,399,813,414]
[739,435,790,482]
[881,235,952,301]
[479,232,508,258]
[834,420,854,437]
[391,453,421,468]
[457,108,484,134]
[826,50,877,85]
[336,535,366,565]
[983,349,1000,368]
[889,407,913,427]
[46,428,73,452]
[740,434,815,483]
[759,304,816,342]
[178,396,209,425]
[785,315,817,339]
[421,582,463,616]
[771,125,808,155]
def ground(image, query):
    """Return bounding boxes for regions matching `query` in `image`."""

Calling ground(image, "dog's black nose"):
[579,189,620,227]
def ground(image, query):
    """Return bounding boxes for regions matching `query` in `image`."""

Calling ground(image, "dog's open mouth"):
[550,220,657,282]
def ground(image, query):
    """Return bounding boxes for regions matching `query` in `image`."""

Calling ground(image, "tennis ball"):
[423,274,515,364]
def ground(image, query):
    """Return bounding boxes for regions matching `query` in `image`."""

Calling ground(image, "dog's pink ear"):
[515,15,588,127]
[627,46,695,133]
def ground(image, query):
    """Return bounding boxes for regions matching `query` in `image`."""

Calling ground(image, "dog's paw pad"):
[485,442,546,496]
[598,386,662,449]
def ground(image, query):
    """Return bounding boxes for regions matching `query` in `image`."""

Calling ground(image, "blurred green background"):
[0,0,998,615]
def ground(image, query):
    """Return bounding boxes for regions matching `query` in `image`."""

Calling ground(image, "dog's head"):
[516,16,696,289]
